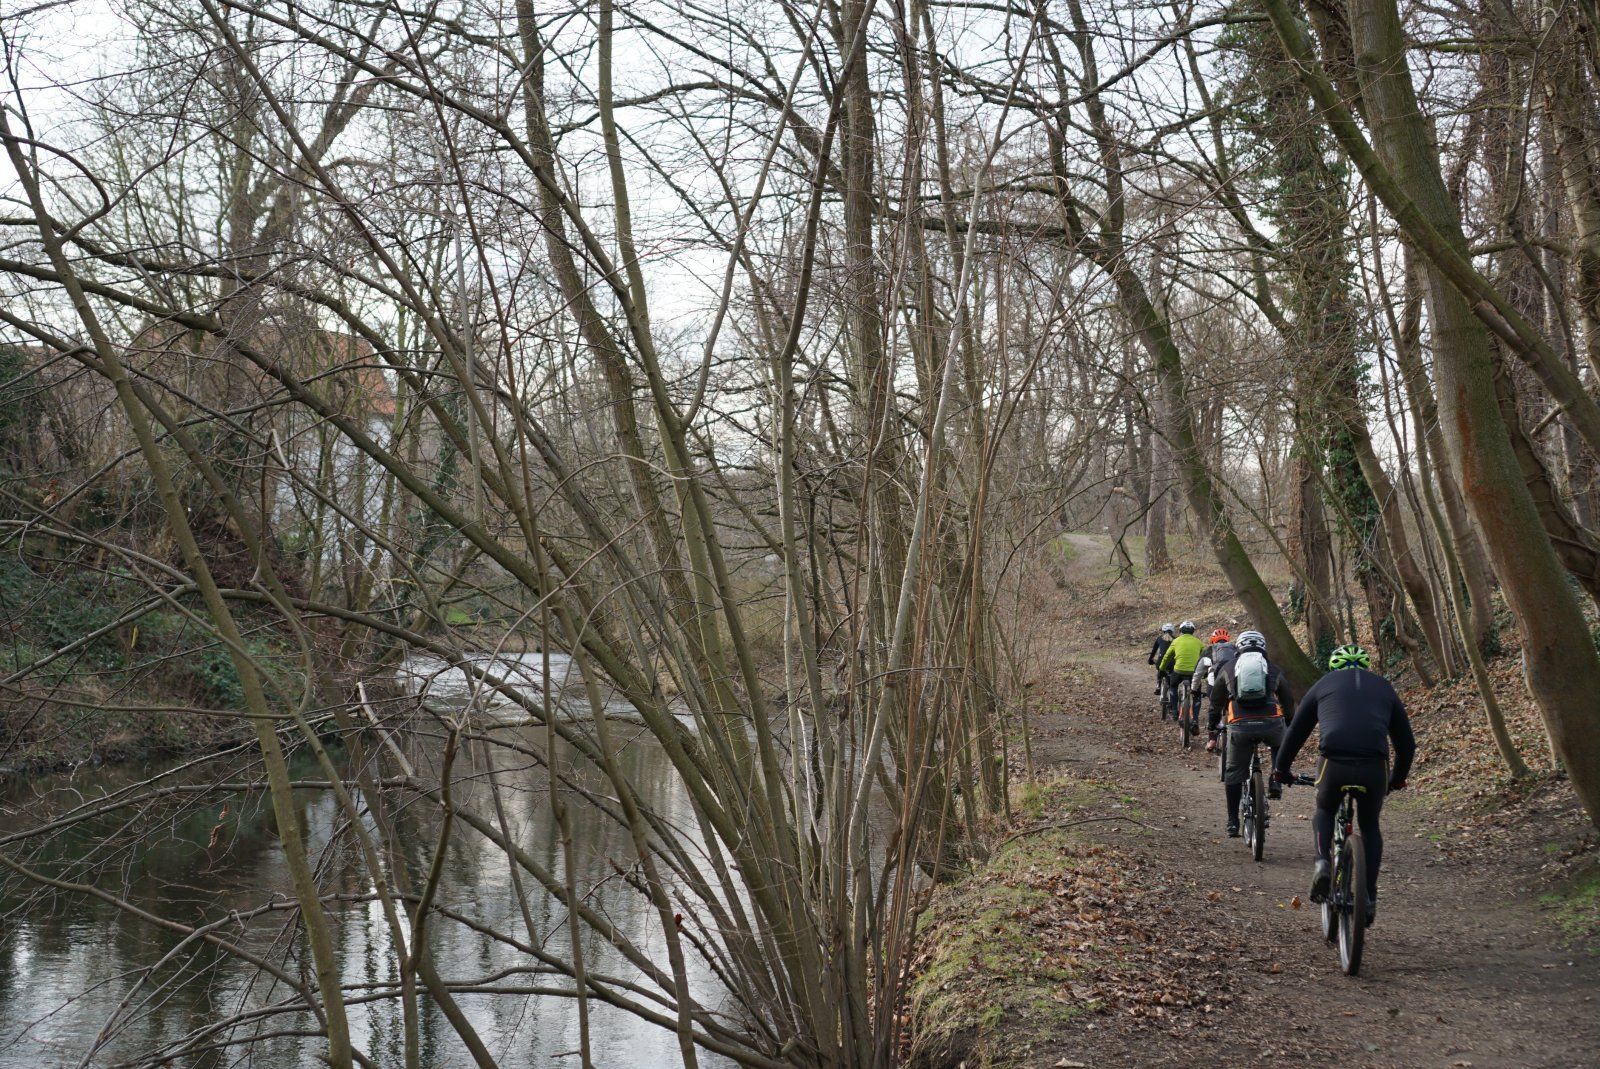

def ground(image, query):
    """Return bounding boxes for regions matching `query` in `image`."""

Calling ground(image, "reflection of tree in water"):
[0,717,729,1068]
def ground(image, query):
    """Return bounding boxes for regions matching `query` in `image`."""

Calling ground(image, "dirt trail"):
[1026,537,1599,1069]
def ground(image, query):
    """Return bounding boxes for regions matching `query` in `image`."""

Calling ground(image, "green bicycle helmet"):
[1327,643,1371,671]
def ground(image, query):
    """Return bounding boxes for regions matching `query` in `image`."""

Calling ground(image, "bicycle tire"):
[1249,769,1266,862]
[1340,832,1367,976]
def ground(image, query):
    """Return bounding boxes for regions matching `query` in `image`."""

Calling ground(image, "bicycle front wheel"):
[1339,832,1367,976]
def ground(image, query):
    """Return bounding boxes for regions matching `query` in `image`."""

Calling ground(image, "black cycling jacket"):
[1148,636,1172,665]
[1207,657,1294,732]
[1274,668,1416,783]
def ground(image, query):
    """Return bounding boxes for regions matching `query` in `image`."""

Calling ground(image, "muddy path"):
[1024,648,1599,1069]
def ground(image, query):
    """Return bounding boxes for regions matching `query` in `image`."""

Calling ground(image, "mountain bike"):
[1238,742,1270,862]
[1165,676,1189,727]
[1293,774,1369,976]
[1179,685,1201,750]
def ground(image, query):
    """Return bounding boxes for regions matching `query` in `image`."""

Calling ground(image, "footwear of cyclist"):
[1226,820,1240,838]
[1309,859,1331,903]
[1267,782,1282,800]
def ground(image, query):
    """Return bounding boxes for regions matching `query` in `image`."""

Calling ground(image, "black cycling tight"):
[1312,757,1387,897]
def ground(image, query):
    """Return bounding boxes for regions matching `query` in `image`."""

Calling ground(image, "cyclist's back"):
[1159,623,1203,677]
[1194,630,1235,696]
[1147,624,1175,695]
[1275,646,1416,922]
[1206,629,1293,836]
[1285,667,1412,764]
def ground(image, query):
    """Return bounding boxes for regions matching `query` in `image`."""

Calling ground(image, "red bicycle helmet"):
[1209,627,1231,644]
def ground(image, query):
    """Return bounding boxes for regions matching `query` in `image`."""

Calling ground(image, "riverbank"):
[0,575,552,780]
[0,703,247,781]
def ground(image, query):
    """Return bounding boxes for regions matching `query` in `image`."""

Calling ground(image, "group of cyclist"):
[1146,621,1416,923]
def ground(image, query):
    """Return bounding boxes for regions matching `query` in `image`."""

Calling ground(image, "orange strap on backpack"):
[1226,699,1282,724]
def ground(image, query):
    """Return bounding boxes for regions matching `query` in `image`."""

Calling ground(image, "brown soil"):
[1011,534,1600,1069]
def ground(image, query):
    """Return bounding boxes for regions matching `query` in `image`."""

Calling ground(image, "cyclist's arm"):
[1158,645,1175,673]
[1148,641,1158,665]
[1206,674,1229,733]
[1389,695,1417,784]
[1274,687,1319,780]
[1272,671,1295,715]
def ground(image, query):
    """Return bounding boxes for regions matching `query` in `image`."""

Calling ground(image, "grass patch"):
[1016,775,1098,823]
[908,775,1109,1068]
[1539,857,1600,945]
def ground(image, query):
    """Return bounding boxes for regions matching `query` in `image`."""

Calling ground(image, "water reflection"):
[0,653,733,1068]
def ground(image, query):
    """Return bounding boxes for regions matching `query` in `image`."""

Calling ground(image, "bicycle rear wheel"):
[1339,832,1367,976]
[1248,769,1266,862]
[1178,681,1192,747]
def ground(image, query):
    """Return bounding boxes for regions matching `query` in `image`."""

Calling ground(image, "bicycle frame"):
[1237,742,1270,859]
[1331,791,1355,858]
[1322,784,1369,974]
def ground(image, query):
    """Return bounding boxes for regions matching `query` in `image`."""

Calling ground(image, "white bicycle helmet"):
[1161,622,1175,634]
[1179,620,1196,633]
[1237,629,1267,652]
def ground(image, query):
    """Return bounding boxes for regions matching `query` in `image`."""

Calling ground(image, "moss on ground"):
[0,552,302,774]
[1540,858,1600,945]
[907,775,1107,1068]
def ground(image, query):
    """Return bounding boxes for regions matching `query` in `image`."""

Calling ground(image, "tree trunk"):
[1060,0,1317,688]
[1494,370,1600,606]
[1309,0,1600,826]
[1539,4,1600,384]
[1390,256,1498,651]
[1292,449,1339,661]
[1146,398,1173,574]
[1126,265,1316,689]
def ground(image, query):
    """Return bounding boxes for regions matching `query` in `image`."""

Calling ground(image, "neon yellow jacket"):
[1159,633,1203,675]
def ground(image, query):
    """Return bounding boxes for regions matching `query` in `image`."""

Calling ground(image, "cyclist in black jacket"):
[1147,623,1175,695]
[1207,629,1295,836]
[1274,644,1416,924]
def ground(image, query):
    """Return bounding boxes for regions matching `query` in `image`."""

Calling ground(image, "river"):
[0,653,733,1068]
